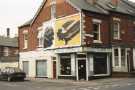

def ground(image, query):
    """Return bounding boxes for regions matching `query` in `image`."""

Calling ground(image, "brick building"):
[0,36,19,68]
[19,0,135,80]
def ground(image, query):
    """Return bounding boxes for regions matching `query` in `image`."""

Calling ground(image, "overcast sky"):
[0,0,43,37]
[0,0,134,37]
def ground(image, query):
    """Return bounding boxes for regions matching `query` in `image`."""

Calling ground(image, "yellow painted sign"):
[55,14,81,48]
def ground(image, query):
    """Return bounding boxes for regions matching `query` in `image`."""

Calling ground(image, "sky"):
[0,0,135,37]
[0,0,43,37]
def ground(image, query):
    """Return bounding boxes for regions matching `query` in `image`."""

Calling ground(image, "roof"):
[18,19,32,28]
[68,0,109,14]
[19,0,135,28]
[0,36,18,47]
[97,0,135,16]
[69,0,135,16]
[123,0,135,8]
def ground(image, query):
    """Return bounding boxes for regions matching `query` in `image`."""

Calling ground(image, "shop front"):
[56,47,111,81]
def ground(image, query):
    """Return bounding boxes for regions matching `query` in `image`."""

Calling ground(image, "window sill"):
[93,40,102,43]
[23,47,28,50]
[59,75,73,76]
[113,38,122,40]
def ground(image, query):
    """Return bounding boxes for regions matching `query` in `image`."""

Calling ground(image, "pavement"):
[0,78,135,90]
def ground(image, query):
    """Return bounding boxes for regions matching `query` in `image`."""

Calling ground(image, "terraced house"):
[18,0,135,80]
[0,29,19,68]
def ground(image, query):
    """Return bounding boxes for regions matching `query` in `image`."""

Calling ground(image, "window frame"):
[113,21,120,40]
[59,54,72,76]
[23,33,28,49]
[113,48,127,68]
[114,48,119,67]
[92,19,102,43]
[3,47,9,56]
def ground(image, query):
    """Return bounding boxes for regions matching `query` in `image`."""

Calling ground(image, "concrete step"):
[112,72,135,78]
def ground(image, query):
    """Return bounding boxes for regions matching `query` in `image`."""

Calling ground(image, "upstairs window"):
[113,22,120,39]
[4,47,9,56]
[92,19,101,43]
[14,50,19,55]
[23,33,28,49]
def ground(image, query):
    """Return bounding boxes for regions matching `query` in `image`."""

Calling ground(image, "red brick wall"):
[19,0,78,52]
[83,11,110,47]
[56,0,78,18]
[8,47,19,56]
[110,13,135,47]
[0,46,18,56]
[18,26,30,52]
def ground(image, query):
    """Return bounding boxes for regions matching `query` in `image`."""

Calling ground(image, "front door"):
[53,61,56,79]
[78,60,86,80]
[23,61,29,76]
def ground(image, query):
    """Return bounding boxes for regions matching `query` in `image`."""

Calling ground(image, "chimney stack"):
[111,0,120,6]
[6,28,10,37]
[86,0,97,4]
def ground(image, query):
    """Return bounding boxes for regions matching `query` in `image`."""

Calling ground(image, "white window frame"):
[113,22,120,40]
[92,19,102,43]
[59,54,72,76]
[4,47,9,56]
[14,50,19,55]
[36,60,47,77]
[23,33,28,49]
[112,47,127,68]
[37,27,44,48]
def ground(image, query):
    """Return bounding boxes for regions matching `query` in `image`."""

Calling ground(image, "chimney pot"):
[86,0,97,4]
[111,0,120,6]
[7,28,10,37]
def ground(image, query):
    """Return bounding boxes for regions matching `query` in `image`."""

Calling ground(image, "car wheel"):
[8,77,12,82]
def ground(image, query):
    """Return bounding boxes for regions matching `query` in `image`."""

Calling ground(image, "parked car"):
[0,67,26,81]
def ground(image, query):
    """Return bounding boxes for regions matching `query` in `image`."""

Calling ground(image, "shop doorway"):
[53,61,56,79]
[78,60,86,80]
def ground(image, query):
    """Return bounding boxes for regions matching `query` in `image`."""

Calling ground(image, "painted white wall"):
[19,50,56,78]
[133,48,135,70]
[71,54,76,76]
[88,54,94,76]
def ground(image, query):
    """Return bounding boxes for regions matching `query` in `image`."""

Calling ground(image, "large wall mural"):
[55,14,80,47]
[43,27,54,48]
[38,21,54,48]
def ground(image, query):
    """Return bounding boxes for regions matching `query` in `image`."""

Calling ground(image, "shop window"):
[114,48,119,66]
[113,22,120,39]
[113,48,127,67]
[60,55,71,75]
[121,49,126,66]
[36,60,47,77]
